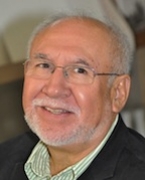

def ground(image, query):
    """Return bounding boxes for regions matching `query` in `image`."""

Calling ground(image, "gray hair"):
[105,20,134,75]
[27,14,134,77]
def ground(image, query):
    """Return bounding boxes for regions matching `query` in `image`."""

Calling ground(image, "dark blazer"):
[0,115,145,180]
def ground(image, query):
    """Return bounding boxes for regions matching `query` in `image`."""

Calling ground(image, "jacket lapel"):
[78,115,128,180]
[8,116,127,180]
[10,163,28,180]
[9,132,38,180]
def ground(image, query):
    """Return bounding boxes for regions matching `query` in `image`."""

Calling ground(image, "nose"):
[42,68,71,98]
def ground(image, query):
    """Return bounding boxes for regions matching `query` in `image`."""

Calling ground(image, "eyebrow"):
[74,58,92,68]
[34,53,50,60]
[33,53,92,67]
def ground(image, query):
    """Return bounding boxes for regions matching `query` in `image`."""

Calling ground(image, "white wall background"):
[0,0,108,65]
[0,0,106,32]
[0,0,135,65]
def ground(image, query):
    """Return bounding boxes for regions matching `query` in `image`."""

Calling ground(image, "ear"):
[111,75,131,113]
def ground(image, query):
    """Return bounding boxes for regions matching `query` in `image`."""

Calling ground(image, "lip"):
[35,106,74,124]
[32,98,80,116]
[43,106,71,115]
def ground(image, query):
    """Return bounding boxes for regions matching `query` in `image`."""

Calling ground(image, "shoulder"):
[117,114,145,148]
[116,115,145,158]
[126,127,145,160]
[0,131,38,163]
[118,128,145,179]
[116,116,145,178]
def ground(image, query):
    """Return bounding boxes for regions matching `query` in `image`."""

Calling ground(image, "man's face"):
[23,19,116,147]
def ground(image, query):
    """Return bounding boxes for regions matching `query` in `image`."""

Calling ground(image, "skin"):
[22,17,131,175]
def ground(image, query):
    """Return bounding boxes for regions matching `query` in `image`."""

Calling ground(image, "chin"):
[25,114,98,147]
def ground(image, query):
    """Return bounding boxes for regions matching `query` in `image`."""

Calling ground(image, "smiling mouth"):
[43,106,70,115]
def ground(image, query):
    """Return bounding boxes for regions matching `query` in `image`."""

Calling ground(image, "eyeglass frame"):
[23,59,123,85]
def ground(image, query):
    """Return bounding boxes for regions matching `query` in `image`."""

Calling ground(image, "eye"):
[35,62,51,69]
[74,66,88,75]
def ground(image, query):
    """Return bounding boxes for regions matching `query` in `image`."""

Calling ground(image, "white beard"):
[24,98,112,147]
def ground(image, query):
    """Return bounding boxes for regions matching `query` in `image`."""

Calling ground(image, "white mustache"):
[32,98,80,115]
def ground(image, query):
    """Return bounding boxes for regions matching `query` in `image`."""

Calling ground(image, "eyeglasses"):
[24,60,122,85]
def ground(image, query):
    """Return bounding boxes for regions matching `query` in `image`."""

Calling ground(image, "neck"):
[47,115,118,175]
[47,139,101,175]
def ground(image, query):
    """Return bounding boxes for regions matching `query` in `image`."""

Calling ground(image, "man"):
[0,15,145,180]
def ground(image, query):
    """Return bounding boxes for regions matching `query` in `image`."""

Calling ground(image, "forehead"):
[32,17,112,45]
[30,18,113,68]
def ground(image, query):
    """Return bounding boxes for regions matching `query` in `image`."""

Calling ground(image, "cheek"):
[74,87,101,116]
[22,78,43,110]
[74,82,111,123]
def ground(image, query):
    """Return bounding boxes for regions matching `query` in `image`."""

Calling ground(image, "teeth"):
[44,107,68,115]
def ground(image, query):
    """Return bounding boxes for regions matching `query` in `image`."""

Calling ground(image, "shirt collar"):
[25,115,118,179]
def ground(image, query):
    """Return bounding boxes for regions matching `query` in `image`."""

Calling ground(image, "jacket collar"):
[8,132,38,180]
[78,115,128,180]
[10,163,28,180]
[10,115,127,180]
